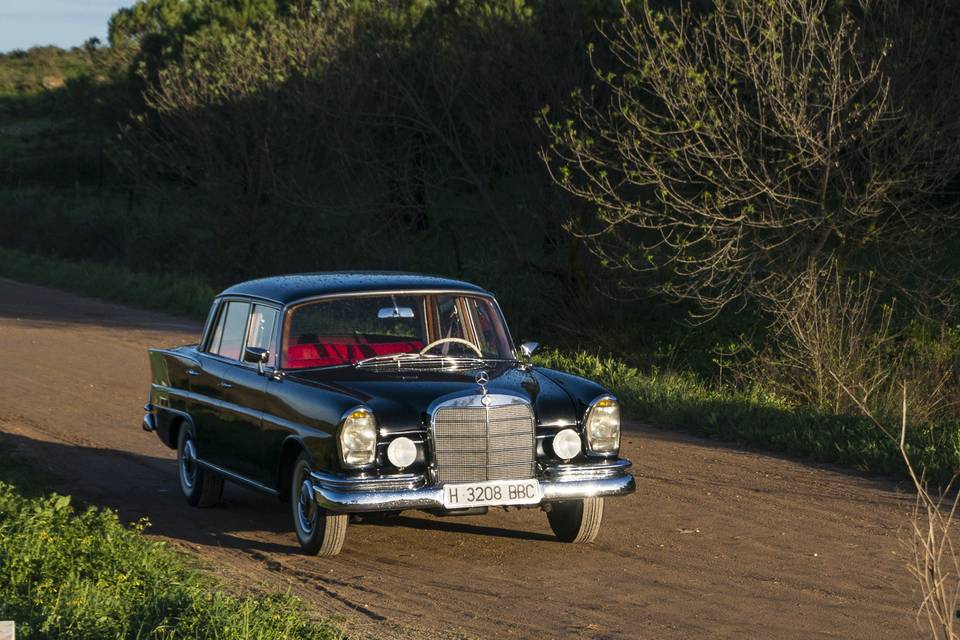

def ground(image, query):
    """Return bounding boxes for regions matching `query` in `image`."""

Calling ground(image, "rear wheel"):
[547,497,604,543]
[291,452,348,556]
[177,424,223,507]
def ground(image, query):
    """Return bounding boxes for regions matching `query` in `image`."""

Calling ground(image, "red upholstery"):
[368,340,423,356]
[284,337,423,369]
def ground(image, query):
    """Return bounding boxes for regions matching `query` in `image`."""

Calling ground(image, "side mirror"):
[243,346,270,374]
[519,341,539,358]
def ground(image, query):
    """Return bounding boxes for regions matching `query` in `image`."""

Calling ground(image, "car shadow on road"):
[0,428,557,555]
[355,513,556,542]
[0,429,302,552]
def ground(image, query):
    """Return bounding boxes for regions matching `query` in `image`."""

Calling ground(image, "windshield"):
[281,293,514,369]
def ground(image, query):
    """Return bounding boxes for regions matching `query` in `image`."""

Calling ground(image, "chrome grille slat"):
[431,396,535,484]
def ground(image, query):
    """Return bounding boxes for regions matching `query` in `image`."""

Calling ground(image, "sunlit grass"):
[536,349,960,484]
[0,440,340,640]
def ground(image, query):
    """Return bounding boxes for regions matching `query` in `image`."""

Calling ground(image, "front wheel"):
[291,453,348,556]
[546,497,604,543]
[177,424,223,507]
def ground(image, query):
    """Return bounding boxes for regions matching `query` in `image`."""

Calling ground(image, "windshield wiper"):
[353,353,422,368]
[354,352,492,371]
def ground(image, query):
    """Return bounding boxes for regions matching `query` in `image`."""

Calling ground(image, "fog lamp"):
[387,436,417,469]
[552,428,582,461]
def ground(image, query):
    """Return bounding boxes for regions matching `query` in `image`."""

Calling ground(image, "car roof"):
[218,271,490,305]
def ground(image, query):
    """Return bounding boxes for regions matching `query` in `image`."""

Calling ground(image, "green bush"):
[537,350,960,485]
[0,482,337,640]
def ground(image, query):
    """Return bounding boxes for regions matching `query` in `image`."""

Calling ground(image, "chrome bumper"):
[309,459,635,513]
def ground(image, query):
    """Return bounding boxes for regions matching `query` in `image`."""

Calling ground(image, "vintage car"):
[143,273,635,555]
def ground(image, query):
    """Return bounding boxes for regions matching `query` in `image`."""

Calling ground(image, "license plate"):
[442,479,542,509]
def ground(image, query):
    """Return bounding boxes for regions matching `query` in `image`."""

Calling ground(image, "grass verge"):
[0,247,214,319]
[0,438,339,640]
[536,350,960,485]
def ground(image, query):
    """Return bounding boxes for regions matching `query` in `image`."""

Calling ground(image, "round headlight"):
[387,436,417,469]
[339,407,377,467]
[552,428,582,461]
[585,396,620,454]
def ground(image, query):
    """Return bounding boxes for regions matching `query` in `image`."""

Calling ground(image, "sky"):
[0,0,133,52]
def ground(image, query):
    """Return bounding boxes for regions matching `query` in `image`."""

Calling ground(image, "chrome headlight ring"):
[584,395,621,456]
[338,406,378,468]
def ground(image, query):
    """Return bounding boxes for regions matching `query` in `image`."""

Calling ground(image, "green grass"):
[536,350,960,485]
[0,247,215,319]
[0,439,340,640]
[0,483,340,639]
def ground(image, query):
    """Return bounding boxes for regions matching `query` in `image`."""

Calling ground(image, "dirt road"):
[0,278,923,639]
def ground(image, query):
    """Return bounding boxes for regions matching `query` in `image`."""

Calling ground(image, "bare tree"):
[835,376,960,640]
[543,0,960,318]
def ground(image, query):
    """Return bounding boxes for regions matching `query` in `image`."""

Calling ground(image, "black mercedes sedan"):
[143,272,635,555]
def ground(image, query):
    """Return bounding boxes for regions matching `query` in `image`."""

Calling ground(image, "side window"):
[246,305,279,365]
[201,302,218,345]
[209,301,250,360]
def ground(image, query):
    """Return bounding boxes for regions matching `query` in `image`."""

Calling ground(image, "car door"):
[189,299,236,468]
[193,298,265,478]
[217,303,280,485]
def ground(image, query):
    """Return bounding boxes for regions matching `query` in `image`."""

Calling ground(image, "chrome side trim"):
[154,384,327,442]
[196,459,280,496]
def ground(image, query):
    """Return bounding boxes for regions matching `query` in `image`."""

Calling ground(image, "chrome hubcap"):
[180,438,197,490]
[296,476,317,535]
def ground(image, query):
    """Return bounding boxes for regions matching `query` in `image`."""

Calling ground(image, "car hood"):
[286,362,579,433]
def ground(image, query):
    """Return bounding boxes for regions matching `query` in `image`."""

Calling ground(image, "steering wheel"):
[419,338,483,357]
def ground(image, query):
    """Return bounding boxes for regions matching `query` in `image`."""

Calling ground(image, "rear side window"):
[246,305,279,365]
[208,301,250,360]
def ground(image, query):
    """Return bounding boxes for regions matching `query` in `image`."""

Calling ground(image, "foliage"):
[118,0,617,299]
[0,479,338,639]
[3,0,960,488]
[537,349,960,485]
[543,0,960,317]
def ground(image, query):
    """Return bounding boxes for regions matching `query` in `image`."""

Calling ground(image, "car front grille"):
[431,397,536,484]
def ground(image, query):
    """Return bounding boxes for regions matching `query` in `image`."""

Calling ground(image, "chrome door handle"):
[219,381,233,389]
[186,369,200,377]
